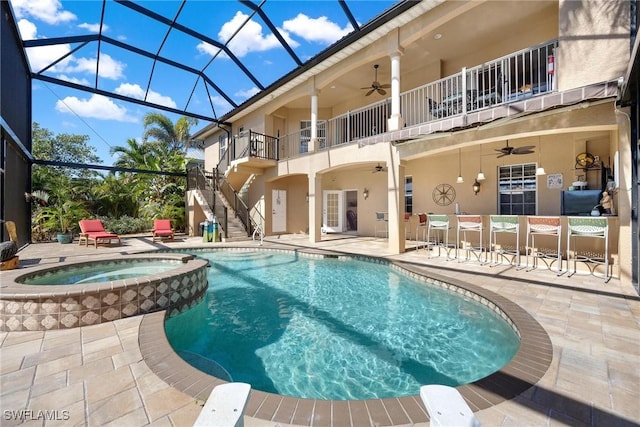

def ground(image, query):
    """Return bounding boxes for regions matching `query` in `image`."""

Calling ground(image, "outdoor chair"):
[374,212,388,238]
[525,216,562,274]
[489,215,521,267]
[566,217,610,282]
[427,214,454,259]
[415,213,428,249]
[153,219,175,242]
[78,219,121,248]
[456,215,486,263]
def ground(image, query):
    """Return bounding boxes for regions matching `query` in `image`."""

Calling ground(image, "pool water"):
[165,251,520,400]
[24,261,180,285]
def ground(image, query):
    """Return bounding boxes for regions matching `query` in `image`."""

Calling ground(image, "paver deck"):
[1,233,638,426]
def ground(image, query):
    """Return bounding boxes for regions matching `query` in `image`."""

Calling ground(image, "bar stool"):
[566,217,610,282]
[374,212,388,238]
[489,215,520,267]
[404,212,412,240]
[525,216,562,274]
[427,214,453,259]
[456,215,485,263]
[415,213,428,249]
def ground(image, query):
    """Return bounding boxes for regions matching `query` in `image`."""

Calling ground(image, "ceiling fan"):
[372,163,387,173]
[361,64,390,96]
[495,141,535,158]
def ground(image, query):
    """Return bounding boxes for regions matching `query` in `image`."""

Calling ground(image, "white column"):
[387,160,405,254]
[309,173,322,243]
[387,51,404,131]
[309,92,318,152]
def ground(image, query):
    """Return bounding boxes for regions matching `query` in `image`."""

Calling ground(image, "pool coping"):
[139,247,553,426]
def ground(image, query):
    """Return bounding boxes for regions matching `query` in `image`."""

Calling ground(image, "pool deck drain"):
[0,234,638,426]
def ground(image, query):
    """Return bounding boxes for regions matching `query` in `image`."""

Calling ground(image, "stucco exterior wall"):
[557,0,629,90]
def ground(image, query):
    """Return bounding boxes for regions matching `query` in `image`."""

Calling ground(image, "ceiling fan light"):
[456,175,464,184]
[476,171,485,181]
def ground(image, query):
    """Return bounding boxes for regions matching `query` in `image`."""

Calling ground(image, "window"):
[218,134,227,158]
[498,163,537,215]
[300,120,327,153]
[405,175,413,214]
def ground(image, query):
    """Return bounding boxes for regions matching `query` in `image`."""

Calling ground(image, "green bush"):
[100,216,152,235]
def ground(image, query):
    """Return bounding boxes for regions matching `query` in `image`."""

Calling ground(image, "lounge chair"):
[78,219,121,248]
[152,219,174,242]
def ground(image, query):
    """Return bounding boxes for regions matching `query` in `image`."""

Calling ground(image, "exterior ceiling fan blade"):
[377,88,387,95]
[365,88,375,96]
[380,84,391,89]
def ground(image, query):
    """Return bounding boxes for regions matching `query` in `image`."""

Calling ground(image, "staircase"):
[214,190,250,241]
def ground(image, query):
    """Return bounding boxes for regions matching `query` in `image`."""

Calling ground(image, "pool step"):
[194,382,251,427]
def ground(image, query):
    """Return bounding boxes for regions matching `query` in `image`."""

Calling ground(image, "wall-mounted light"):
[472,179,481,195]
[363,188,369,200]
[477,145,485,181]
[456,148,464,184]
[536,137,546,176]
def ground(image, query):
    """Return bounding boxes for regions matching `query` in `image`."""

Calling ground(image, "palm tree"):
[142,113,198,152]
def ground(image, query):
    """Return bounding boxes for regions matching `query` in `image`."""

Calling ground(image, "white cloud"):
[78,22,107,33]
[283,13,352,44]
[55,94,137,123]
[25,42,73,73]
[57,74,90,85]
[234,87,260,99]
[17,18,37,39]
[210,95,232,112]
[208,11,299,58]
[11,0,76,25]
[114,83,177,109]
[65,53,126,80]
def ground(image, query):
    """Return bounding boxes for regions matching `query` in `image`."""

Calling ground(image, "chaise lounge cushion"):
[79,219,121,248]
[153,219,174,242]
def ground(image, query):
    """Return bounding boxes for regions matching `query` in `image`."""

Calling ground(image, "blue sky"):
[10,0,396,165]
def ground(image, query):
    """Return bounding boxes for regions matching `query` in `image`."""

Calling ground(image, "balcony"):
[225,38,617,164]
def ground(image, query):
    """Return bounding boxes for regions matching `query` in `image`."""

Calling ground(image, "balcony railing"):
[224,40,558,164]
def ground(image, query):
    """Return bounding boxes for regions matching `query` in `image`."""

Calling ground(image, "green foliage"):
[100,216,152,235]
[30,119,189,239]
[35,200,88,234]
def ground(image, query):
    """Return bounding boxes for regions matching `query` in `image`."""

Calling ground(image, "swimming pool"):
[164,250,520,400]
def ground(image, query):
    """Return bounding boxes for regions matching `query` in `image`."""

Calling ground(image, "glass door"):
[322,190,344,233]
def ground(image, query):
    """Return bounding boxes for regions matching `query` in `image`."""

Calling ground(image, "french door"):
[322,190,344,233]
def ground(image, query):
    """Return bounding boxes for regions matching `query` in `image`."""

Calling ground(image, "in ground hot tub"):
[0,254,208,331]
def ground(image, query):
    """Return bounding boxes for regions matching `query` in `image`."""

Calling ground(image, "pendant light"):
[536,137,546,176]
[477,145,485,181]
[456,148,464,184]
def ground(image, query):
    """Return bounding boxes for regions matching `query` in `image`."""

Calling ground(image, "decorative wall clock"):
[432,183,456,206]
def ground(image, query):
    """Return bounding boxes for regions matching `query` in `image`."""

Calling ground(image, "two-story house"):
[188,0,632,285]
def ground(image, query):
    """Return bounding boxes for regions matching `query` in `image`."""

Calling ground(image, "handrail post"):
[461,67,467,115]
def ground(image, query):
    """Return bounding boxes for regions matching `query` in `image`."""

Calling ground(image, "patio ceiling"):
[14,0,411,124]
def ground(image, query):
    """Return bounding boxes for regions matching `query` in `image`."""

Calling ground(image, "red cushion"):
[79,219,106,233]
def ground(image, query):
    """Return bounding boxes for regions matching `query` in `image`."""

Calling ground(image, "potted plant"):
[35,199,88,244]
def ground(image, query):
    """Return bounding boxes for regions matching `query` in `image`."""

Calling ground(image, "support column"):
[387,51,404,131]
[309,173,322,243]
[309,91,319,152]
[387,160,405,254]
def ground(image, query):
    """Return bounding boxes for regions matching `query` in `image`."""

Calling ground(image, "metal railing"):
[218,178,251,236]
[233,130,279,161]
[219,41,557,165]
